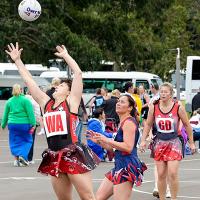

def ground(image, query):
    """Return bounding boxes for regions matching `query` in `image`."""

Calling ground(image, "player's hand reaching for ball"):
[5,42,23,62]
[55,45,69,58]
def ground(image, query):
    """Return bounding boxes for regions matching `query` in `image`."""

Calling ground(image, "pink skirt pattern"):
[38,143,100,177]
[152,137,183,161]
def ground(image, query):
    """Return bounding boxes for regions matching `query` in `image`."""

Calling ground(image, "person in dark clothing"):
[102,89,120,126]
[76,97,88,142]
[89,88,104,114]
[192,88,200,113]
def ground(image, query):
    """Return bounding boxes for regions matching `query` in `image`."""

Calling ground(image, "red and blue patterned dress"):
[105,117,147,186]
[38,99,100,177]
[151,100,183,161]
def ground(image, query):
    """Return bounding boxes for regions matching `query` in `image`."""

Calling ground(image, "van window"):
[135,80,149,90]
[192,60,200,80]
[83,79,106,93]
[0,87,12,100]
[83,78,131,93]
[106,79,131,92]
[0,87,27,100]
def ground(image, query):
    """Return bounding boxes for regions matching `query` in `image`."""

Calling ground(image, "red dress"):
[151,100,183,161]
[38,99,100,177]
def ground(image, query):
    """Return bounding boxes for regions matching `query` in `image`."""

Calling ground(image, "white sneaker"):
[13,160,19,167]
[18,156,29,166]
[166,189,171,198]
[13,160,25,167]
[152,189,159,198]
[197,149,200,153]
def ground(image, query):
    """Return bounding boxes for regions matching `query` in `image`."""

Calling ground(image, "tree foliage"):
[0,0,200,80]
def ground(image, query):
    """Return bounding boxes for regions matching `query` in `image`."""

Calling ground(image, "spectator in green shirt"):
[1,84,36,167]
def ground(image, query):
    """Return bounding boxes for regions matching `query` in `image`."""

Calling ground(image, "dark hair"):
[124,82,133,92]
[92,108,103,118]
[151,83,159,90]
[133,87,139,94]
[121,94,137,118]
[60,78,72,91]
[96,88,102,95]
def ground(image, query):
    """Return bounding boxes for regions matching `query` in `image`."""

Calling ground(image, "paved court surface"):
[0,127,200,200]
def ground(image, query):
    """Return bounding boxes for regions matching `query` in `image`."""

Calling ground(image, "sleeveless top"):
[153,100,180,140]
[140,94,149,112]
[43,99,78,151]
[94,95,104,109]
[114,117,139,157]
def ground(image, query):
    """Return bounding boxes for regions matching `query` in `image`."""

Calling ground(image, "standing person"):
[140,82,196,200]
[76,97,88,142]
[149,83,160,104]
[102,89,120,126]
[132,87,142,118]
[5,42,100,200]
[101,87,109,100]
[139,84,150,127]
[1,84,36,166]
[87,94,147,200]
[124,82,140,123]
[191,87,200,113]
[89,88,104,114]
[25,89,41,164]
[149,82,171,198]
[124,81,134,95]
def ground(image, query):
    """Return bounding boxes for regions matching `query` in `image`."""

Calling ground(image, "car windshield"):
[151,78,163,87]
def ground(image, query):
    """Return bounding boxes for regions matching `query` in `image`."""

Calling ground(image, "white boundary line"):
[133,188,200,199]
[0,177,199,199]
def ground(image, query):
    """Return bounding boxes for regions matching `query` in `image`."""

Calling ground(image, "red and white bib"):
[43,110,68,138]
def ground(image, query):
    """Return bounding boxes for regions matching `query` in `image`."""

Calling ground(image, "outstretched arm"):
[5,42,49,109]
[55,45,83,113]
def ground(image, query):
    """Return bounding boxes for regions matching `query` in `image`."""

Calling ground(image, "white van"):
[185,56,200,112]
[0,75,50,120]
[0,63,60,76]
[40,71,163,105]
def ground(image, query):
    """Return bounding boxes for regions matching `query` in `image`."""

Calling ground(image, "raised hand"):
[5,42,23,62]
[54,45,68,58]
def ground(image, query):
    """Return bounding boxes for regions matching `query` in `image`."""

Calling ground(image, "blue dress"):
[105,117,147,186]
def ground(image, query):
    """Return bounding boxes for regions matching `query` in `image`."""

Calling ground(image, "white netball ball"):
[18,0,41,22]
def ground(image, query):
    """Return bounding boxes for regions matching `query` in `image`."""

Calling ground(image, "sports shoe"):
[152,189,159,198]
[18,156,29,166]
[13,160,20,167]
[166,189,171,198]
